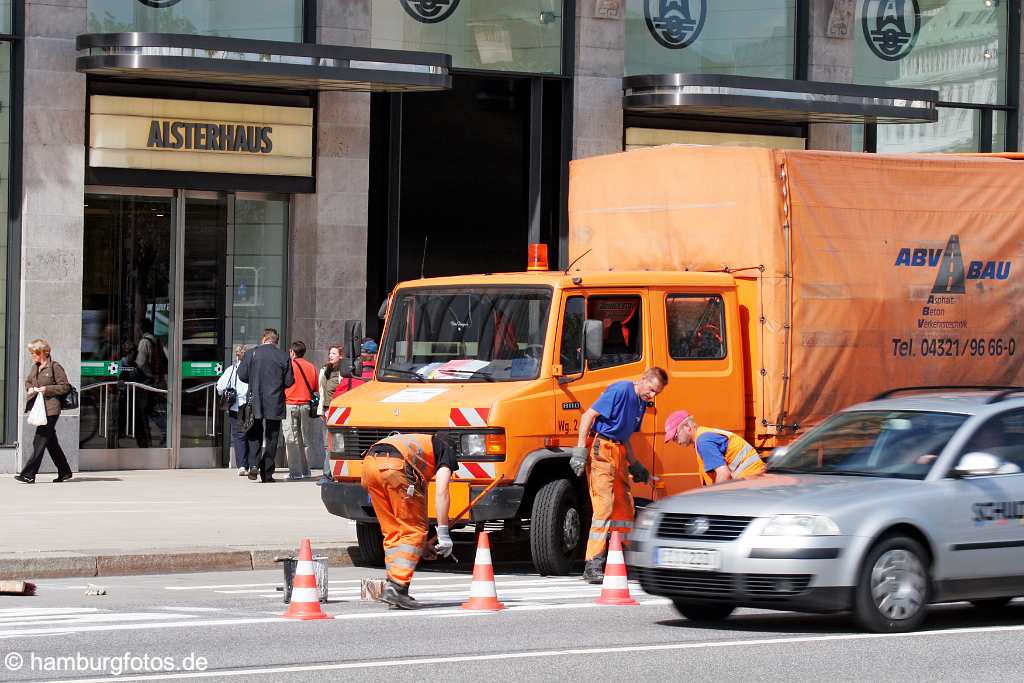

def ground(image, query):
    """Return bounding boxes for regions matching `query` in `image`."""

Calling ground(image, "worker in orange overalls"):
[361,431,459,609]
[664,410,766,485]
[570,368,667,584]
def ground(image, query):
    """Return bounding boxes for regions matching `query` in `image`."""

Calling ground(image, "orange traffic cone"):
[460,531,506,611]
[282,539,331,620]
[594,530,639,606]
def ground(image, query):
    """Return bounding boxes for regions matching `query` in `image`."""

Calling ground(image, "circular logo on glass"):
[400,0,461,24]
[861,0,921,62]
[644,0,707,50]
[137,0,183,7]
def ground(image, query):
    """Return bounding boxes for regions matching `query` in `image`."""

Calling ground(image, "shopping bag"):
[27,394,47,426]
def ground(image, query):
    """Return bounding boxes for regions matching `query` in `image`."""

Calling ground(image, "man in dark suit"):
[238,328,294,482]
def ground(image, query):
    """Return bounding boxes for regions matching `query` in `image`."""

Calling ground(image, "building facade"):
[1,0,1020,472]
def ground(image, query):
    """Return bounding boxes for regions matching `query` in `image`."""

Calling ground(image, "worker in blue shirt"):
[571,367,668,583]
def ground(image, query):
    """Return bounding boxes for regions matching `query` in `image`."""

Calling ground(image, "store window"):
[625,0,796,78]
[371,0,563,74]
[853,0,1010,153]
[230,198,288,348]
[87,0,305,42]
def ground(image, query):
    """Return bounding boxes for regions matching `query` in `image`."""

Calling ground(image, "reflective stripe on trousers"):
[585,438,635,560]
[360,455,427,587]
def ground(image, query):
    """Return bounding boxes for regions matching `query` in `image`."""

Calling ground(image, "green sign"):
[182,361,223,378]
[82,360,119,377]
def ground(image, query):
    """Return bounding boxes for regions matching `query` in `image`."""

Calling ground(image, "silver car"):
[627,388,1024,632]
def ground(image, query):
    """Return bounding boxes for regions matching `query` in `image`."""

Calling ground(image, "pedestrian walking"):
[217,344,252,476]
[317,344,344,417]
[361,432,458,609]
[570,367,666,584]
[237,328,294,483]
[331,338,376,401]
[664,410,765,485]
[16,339,73,484]
[282,340,317,480]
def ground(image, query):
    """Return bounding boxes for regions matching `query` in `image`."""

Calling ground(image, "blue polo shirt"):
[695,432,728,471]
[590,380,645,442]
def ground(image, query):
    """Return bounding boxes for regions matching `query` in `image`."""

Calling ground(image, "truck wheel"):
[854,535,930,633]
[355,521,385,567]
[530,478,584,576]
[671,601,735,622]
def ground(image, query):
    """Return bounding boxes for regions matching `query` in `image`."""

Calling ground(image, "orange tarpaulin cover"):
[569,145,1024,438]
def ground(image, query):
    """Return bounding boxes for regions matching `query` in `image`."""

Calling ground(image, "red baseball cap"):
[664,410,691,443]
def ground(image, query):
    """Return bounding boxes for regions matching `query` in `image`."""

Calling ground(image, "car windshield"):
[768,410,969,480]
[378,286,553,382]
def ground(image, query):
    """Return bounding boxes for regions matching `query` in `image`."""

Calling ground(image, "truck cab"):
[320,269,750,575]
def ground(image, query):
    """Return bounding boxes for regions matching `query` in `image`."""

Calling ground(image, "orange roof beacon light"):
[527,243,549,271]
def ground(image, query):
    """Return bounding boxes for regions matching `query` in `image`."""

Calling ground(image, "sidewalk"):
[0,470,358,579]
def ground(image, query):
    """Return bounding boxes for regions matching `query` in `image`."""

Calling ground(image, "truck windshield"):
[378,286,553,382]
[768,410,968,480]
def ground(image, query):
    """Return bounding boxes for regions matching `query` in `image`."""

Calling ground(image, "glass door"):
[81,193,174,469]
[174,193,228,468]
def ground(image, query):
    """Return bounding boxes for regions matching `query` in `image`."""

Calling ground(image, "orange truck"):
[321,146,1024,574]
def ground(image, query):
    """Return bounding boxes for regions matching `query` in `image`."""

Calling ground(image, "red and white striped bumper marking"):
[331,460,350,478]
[455,461,496,480]
[449,407,489,427]
[326,406,351,426]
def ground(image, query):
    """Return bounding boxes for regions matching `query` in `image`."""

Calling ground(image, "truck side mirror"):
[377,297,389,320]
[583,319,603,362]
[344,319,363,378]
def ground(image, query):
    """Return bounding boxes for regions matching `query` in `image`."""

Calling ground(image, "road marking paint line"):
[0,613,201,628]
[0,617,281,639]
[0,608,100,616]
[44,622,1024,682]
[168,575,583,591]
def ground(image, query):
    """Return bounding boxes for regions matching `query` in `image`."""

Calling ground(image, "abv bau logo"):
[862,0,921,61]
[894,234,1012,294]
[645,0,707,50]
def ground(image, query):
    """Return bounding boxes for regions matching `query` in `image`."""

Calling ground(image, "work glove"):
[568,447,588,477]
[628,460,651,484]
[434,525,454,558]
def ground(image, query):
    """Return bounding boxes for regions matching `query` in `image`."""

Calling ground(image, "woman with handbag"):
[16,339,73,484]
[216,344,252,476]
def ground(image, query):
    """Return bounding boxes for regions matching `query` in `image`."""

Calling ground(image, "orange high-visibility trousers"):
[361,455,427,587]
[585,437,635,561]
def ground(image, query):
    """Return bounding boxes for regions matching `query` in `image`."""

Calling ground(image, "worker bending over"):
[664,410,765,485]
[361,432,458,609]
[570,367,667,584]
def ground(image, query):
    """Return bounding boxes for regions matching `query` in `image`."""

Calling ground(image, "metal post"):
[528,79,544,247]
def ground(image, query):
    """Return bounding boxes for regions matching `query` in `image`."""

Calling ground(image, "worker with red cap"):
[664,410,765,485]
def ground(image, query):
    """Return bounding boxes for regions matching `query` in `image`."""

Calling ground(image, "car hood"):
[654,473,920,517]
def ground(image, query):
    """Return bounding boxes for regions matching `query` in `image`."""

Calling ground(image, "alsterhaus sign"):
[88,96,313,177]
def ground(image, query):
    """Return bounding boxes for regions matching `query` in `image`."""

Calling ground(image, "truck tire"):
[853,535,930,633]
[355,521,385,567]
[530,478,584,576]
[671,601,735,622]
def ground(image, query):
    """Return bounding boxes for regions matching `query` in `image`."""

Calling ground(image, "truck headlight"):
[327,430,345,453]
[761,515,840,536]
[460,433,486,457]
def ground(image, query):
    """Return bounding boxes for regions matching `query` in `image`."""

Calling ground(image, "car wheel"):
[671,601,735,622]
[854,535,930,633]
[355,521,385,567]
[530,478,584,576]
[970,597,1014,610]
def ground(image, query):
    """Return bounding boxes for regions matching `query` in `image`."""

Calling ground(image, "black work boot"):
[380,580,420,610]
[581,556,605,585]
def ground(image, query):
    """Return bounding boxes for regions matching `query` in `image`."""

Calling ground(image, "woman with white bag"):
[16,339,72,484]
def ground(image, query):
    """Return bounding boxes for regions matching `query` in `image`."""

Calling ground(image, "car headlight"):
[327,430,345,453]
[460,433,486,457]
[760,515,840,536]
[635,507,658,531]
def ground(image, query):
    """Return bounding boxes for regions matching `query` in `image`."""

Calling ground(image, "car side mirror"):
[953,451,1002,478]
[583,319,603,362]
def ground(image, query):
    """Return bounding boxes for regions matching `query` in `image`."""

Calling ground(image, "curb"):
[0,545,360,580]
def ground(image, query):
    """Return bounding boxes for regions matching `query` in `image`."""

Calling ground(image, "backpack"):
[144,333,168,379]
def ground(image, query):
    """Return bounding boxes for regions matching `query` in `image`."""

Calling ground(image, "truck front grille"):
[338,427,441,459]
[656,513,754,541]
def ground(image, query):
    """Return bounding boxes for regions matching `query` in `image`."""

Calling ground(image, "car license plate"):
[657,547,720,571]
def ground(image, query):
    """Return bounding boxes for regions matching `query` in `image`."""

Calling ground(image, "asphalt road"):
[2,565,1024,682]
